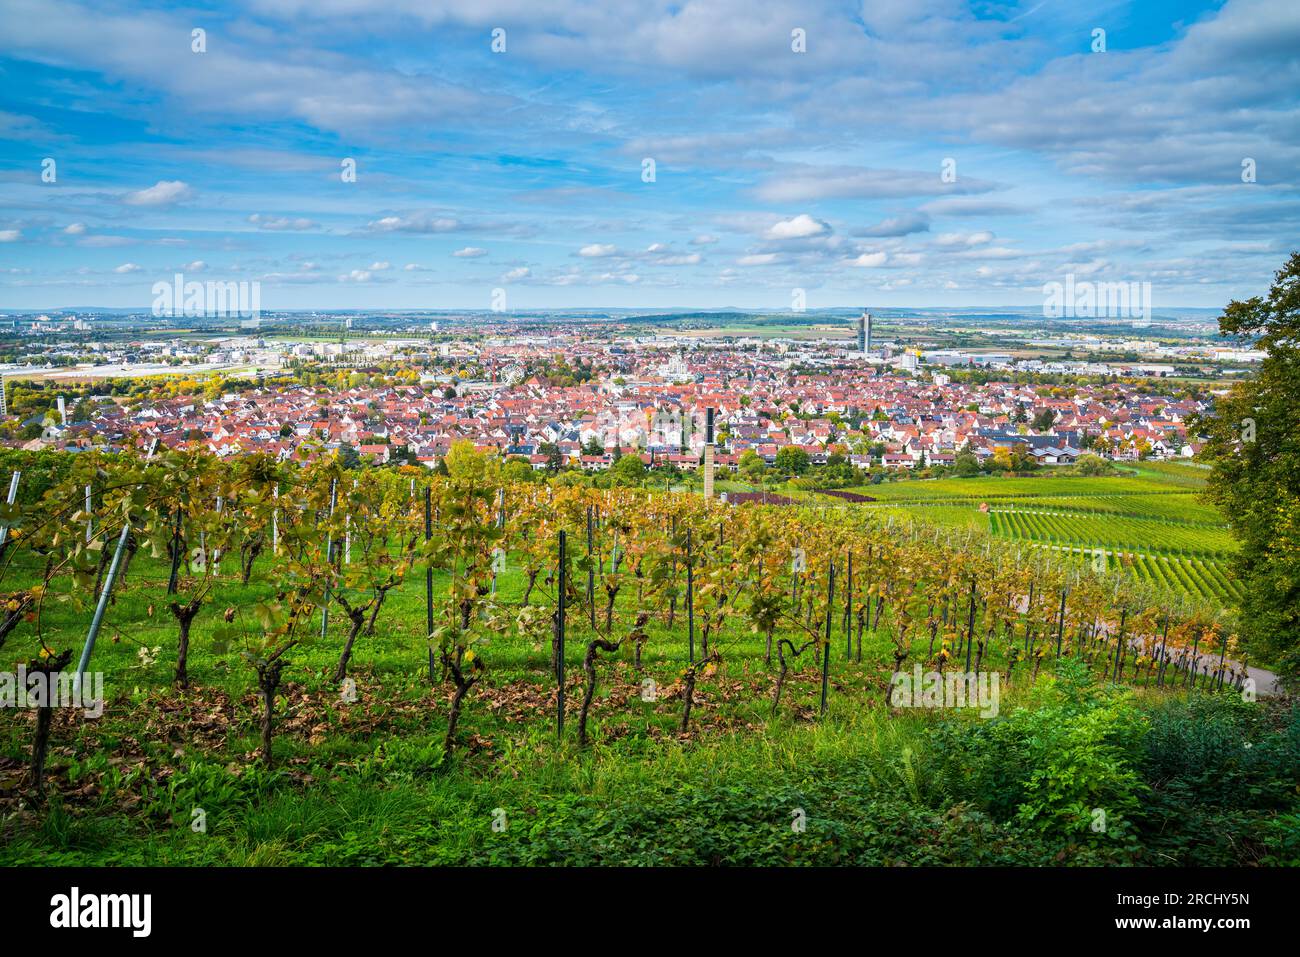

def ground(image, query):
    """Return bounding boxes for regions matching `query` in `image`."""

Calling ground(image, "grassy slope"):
[1,467,1288,867]
[832,466,1233,604]
[0,536,1179,865]
[689,467,1234,603]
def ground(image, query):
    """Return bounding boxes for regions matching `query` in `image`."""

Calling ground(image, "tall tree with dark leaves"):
[1198,252,1300,685]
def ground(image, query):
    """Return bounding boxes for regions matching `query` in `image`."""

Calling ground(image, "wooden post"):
[1111,607,1127,682]
[586,505,595,628]
[166,506,183,595]
[425,485,434,683]
[557,529,567,739]
[964,578,977,673]
[1055,588,1067,658]
[821,562,835,716]
[1023,581,1035,653]
[1156,612,1170,688]
[320,478,337,640]
[686,529,695,664]
[845,550,853,660]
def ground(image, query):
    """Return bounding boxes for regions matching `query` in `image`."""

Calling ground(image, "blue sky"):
[0,0,1296,311]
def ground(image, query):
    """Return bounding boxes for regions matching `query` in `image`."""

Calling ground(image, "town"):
[3,313,1219,474]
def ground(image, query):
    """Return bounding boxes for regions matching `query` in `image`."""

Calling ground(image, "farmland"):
[0,447,1294,869]
[837,465,1237,607]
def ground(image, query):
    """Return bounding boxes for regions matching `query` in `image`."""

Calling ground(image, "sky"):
[0,0,1297,312]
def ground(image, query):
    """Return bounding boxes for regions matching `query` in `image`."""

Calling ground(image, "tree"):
[774,446,810,475]
[443,439,493,484]
[1031,408,1057,433]
[539,442,563,473]
[738,449,766,481]
[502,458,534,484]
[337,444,362,469]
[1199,251,1300,683]
[1073,454,1115,476]
[953,451,981,477]
[329,474,420,682]
[609,453,645,486]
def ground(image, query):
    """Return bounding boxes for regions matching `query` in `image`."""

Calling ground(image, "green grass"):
[1,512,1293,867]
[1,460,1285,868]
[647,466,1236,607]
[835,466,1237,607]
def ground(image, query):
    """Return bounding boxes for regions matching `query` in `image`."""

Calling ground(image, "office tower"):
[703,407,715,499]
[863,310,873,353]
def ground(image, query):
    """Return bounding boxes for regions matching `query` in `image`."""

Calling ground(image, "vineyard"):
[841,466,1239,606]
[0,447,1295,867]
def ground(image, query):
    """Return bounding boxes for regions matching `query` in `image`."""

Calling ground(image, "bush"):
[932,660,1148,844]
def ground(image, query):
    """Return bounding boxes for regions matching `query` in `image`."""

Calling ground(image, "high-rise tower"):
[862,310,873,353]
[702,407,715,499]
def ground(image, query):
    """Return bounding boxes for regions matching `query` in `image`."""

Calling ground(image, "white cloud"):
[847,252,888,268]
[935,231,994,247]
[502,266,530,280]
[113,262,141,273]
[248,213,317,231]
[579,243,618,257]
[452,247,487,258]
[766,214,828,240]
[369,261,391,271]
[0,230,20,243]
[691,234,719,245]
[367,214,460,233]
[737,253,779,266]
[183,260,206,271]
[122,180,193,207]
[340,269,373,282]
[757,166,998,203]
[64,223,86,235]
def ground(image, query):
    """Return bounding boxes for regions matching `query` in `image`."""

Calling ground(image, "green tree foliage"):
[609,453,646,486]
[738,449,766,481]
[1199,252,1300,683]
[774,446,810,475]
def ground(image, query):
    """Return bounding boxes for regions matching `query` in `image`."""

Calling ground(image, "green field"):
[3,533,1293,868]
[838,465,1237,607]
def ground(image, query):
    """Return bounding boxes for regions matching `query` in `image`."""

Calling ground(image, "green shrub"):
[932,660,1148,843]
